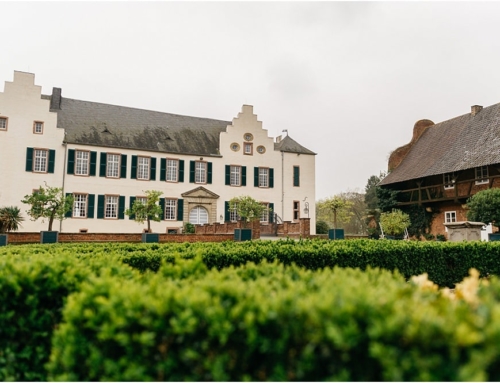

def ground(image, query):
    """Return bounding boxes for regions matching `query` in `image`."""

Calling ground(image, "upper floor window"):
[230,165,241,186]
[137,157,150,180]
[75,150,89,176]
[293,166,300,187]
[258,167,269,188]
[443,172,455,189]
[73,194,87,218]
[0,117,7,130]
[33,121,44,134]
[166,159,178,182]
[475,166,488,185]
[195,161,207,184]
[34,149,48,173]
[244,142,253,155]
[106,154,120,178]
[445,211,457,223]
[164,199,177,220]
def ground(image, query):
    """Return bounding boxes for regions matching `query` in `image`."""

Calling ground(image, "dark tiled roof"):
[57,98,231,156]
[379,103,500,186]
[274,135,316,155]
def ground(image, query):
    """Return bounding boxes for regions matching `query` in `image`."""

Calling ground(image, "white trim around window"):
[72,193,88,218]
[33,149,49,173]
[137,156,150,180]
[105,195,119,219]
[475,166,489,185]
[445,211,457,223]
[75,150,90,176]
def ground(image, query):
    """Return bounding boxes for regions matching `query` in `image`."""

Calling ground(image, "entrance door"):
[189,206,209,225]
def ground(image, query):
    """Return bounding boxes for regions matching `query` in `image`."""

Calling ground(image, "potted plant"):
[466,188,500,241]
[125,190,163,243]
[229,196,268,241]
[21,184,73,243]
[0,206,24,246]
[379,209,411,240]
[317,196,353,240]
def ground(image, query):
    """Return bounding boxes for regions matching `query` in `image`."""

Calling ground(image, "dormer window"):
[475,166,488,185]
[443,172,455,189]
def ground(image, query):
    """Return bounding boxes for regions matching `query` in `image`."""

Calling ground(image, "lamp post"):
[303,201,309,218]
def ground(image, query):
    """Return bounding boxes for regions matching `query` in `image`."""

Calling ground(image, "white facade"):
[0,71,316,234]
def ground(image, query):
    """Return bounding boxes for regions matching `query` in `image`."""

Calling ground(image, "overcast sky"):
[2,1,500,200]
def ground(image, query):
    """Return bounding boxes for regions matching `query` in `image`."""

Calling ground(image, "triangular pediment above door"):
[181,186,220,199]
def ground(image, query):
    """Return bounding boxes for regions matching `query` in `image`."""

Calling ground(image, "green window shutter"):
[129,196,136,220]
[87,194,95,219]
[269,168,274,188]
[254,167,259,187]
[118,196,125,219]
[242,166,247,186]
[189,161,195,183]
[179,160,185,182]
[150,157,157,181]
[48,150,56,173]
[177,199,184,221]
[131,156,137,179]
[97,195,105,219]
[90,151,97,176]
[293,166,300,187]
[225,165,230,185]
[67,149,75,175]
[160,158,166,181]
[269,203,274,223]
[207,162,212,184]
[224,201,230,222]
[120,155,127,179]
[25,147,33,172]
[99,153,106,177]
[159,198,166,221]
[65,193,73,218]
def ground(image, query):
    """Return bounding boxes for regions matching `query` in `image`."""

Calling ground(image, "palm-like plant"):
[0,206,24,233]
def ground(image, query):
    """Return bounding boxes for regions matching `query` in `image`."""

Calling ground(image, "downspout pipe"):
[60,136,67,232]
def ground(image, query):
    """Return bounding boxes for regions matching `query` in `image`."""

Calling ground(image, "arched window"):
[189,206,209,225]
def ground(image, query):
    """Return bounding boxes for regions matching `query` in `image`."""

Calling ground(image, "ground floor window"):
[189,206,209,225]
[73,194,87,218]
[445,211,457,223]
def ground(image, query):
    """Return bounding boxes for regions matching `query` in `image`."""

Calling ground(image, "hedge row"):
[46,261,500,381]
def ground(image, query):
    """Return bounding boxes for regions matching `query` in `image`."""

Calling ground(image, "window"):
[106,154,120,178]
[445,211,457,223]
[259,168,269,187]
[475,166,488,185]
[75,150,89,176]
[230,165,241,186]
[195,161,207,183]
[166,159,178,182]
[260,203,270,223]
[189,206,209,225]
[137,157,150,180]
[33,121,44,134]
[0,117,7,130]
[230,143,240,152]
[105,195,119,218]
[244,142,253,155]
[73,194,87,218]
[256,145,266,154]
[33,149,48,173]
[293,166,300,187]
[443,172,455,189]
[293,201,300,221]
[230,203,240,222]
[244,133,254,141]
[165,199,177,220]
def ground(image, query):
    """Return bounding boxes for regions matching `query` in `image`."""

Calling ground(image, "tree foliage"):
[317,196,353,230]
[125,190,164,233]
[0,206,24,233]
[380,209,411,236]
[466,188,500,227]
[229,196,268,228]
[315,220,330,234]
[21,184,73,231]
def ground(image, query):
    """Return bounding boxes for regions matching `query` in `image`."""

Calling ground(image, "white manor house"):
[0,71,316,234]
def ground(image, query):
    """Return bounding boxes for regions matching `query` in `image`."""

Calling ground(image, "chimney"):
[471,105,483,116]
[50,87,62,110]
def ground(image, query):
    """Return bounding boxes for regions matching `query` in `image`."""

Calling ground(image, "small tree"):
[21,184,73,231]
[317,196,353,229]
[466,188,500,227]
[0,206,24,233]
[379,209,411,237]
[229,196,268,228]
[125,190,163,233]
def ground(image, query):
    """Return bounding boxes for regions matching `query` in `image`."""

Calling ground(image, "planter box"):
[328,229,345,240]
[234,228,252,242]
[142,233,159,243]
[0,234,7,246]
[489,233,500,242]
[40,231,58,244]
